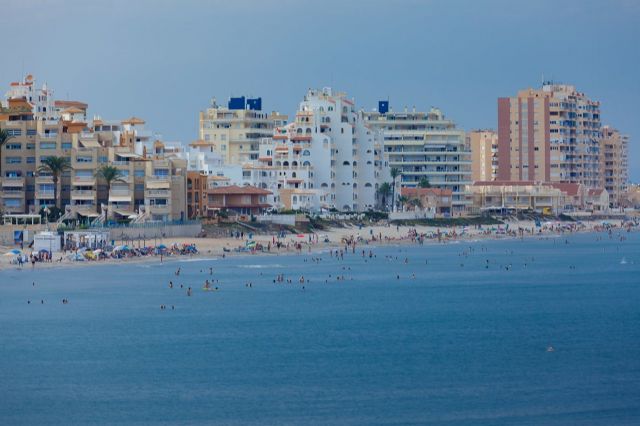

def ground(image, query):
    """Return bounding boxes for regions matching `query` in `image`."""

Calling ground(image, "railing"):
[145,189,170,196]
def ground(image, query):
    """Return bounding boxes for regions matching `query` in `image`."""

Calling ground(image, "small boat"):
[202,287,219,292]
[620,257,627,265]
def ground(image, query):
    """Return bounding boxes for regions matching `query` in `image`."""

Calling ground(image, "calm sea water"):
[1,231,639,425]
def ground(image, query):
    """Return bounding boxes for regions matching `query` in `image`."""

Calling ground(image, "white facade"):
[258,88,384,212]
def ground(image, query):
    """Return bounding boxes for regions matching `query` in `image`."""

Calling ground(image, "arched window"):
[293,196,298,203]
[305,128,312,134]
[343,161,350,166]
[365,183,372,187]
[303,161,310,166]
[328,106,333,111]
[266,150,271,156]
[353,161,357,166]
[302,150,311,156]
[275,161,281,166]
[283,161,289,166]
[296,128,302,134]
[321,183,328,188]
[292,161,298,166]
[292,172,297,178]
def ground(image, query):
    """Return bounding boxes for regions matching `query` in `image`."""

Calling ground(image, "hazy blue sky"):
[2,0,638,180]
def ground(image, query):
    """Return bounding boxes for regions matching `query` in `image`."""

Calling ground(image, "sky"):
[2,0,638,180]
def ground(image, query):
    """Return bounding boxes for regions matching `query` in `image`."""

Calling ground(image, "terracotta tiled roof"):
[55,100,88,110]
[206,185,271,195]
[401,187,452,197]
[122,116,145,125]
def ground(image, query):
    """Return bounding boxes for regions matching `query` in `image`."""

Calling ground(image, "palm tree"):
[418,177,431,188]
[377,182,392,211]
[95,164,125,222]
[390,167,401,212]
[37,156,72,210]
[0,128,14,177]
[398,195,409,212]
[409,197,423,211]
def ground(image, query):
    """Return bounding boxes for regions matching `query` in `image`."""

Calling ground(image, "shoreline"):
[1,219,635,272]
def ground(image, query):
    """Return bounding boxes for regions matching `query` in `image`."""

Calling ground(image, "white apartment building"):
[363,104,472,214]
[257,88,385,212]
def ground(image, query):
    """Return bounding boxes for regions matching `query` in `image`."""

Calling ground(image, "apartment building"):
[198,96,287,164]
[497,83,601,188]
[600,126,628,207]
[363,103,471,214]
[468,130,498,182]
[1,75,186,223]
[257,88,385,212]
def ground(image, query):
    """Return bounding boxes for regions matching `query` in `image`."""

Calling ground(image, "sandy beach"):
[0,219,634,272]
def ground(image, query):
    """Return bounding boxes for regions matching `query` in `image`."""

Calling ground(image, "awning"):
[115,153,141,159]
[109,195,132,202]
[114,209,135,216]
[146,180,171,189]
[76,210,100,218]
[80,139,100,148]
[72,179,96,186]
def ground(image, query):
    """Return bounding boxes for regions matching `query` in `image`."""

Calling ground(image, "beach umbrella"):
[93,249,103,255]
[39,248,50,254]
[157,244,167,249]
[5,249,21,256]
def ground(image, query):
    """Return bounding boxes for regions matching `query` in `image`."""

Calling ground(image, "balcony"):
[1,176,25,188]
[1,188,24,198]
[72,176,97,186]
[145,177,171,189]
[35,190,55,200]
[145,189,170,197]
[148,203,171,214]
[36,176,54,184]
[109,189,133,203]
[71,190,97,200]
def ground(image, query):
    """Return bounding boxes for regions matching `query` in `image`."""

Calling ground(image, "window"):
[77,156,93,163]
[40,142,56,150]
[5,143,21,150]
[26,129,37,136]
[26,143,35,150]
[26,157,36,164]
[135,184,145,191]
[154,169,169,178]
[6,129,21,136]
[61,142,72,150]
[134,169,145,177]
[98,156,108,163]
[5,157,21,164]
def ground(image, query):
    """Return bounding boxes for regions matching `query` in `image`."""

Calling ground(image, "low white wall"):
[106,222,202,240]
[256,215,296,226]
[389,211,436,221]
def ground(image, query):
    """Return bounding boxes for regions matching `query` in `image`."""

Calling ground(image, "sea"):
[1,231,639,425]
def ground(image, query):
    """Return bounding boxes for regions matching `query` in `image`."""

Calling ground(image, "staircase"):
[57,206,75,225]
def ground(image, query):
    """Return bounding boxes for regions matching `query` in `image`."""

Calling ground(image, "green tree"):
[390,167,401,212]
[37,156,72,210]
[0,128,14,177]
[95,164,125,221]
[418,177,431,188]
[376,182,392,211]
[398,195,409,212]
[409,197,423,211]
